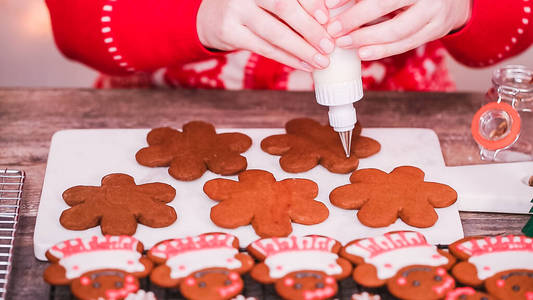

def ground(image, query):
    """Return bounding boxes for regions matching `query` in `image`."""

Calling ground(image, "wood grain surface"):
[0,88,530,299]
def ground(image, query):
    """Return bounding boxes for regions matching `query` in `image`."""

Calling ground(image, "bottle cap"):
[314,79,363,107]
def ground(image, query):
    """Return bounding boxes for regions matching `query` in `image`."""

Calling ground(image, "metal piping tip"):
[338,130,353,158]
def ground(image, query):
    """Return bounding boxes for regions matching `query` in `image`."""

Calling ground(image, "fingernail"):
[300,61,314,72]
[327,21,342,36]
[314,10,328,25]
[319,38,335,54]
[336,35,352,47]
[326,0,339,8]
[359,48,373,60]
[313,53,329,68]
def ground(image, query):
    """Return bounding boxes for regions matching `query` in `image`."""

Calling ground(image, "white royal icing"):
[165,248,241,279]
[345,232,447,280]
[59,250,144,279]
[264,250,342,279]
[469,251,533,280]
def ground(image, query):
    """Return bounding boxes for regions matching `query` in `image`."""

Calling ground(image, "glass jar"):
[471,65,533,162]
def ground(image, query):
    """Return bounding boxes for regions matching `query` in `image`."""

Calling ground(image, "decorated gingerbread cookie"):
[247,236,352,300]
[449,235,533,289]
[485,270,533,300]
[147,233,254,300]
[330,166,457,228]
[204,169,329,238]
[260,118,380,174]
[387,265,455,300]
[136,122,252,181]
[43,235,152,300]
[60,173,177,236]
[340,231,455,288]
[445,287,495,300]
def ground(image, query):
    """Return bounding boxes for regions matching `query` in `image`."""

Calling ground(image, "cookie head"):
[387,266,455,300]
[450,235,533,287]
[341,231,454,288]
[275,271,337,300]
[485,270,533,300]
[71,269,139,300]
[180,268,243,300]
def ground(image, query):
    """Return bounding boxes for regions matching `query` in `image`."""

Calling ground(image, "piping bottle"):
[312,0,363,157]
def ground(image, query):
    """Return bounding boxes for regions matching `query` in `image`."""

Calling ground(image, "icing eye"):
[92,282,101,289]
[412,280,420,287]
[80,277,91,286]
[294,283,302,290]
[397,277,407,285]
[185,278,196,286]
[198,281,206,288]
[224,280,232,286]
[434,275,442,282]
[115,281,123,288]
[315,283,324,289]
[284,278,294,286]
[512,285,520,292]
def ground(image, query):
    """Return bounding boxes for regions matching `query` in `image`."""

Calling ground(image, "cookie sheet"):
[34,128,464,260]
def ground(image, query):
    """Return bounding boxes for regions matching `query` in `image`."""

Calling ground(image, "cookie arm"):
[216,133,252,153]
[136,145,176,167]
[421,182,458,208]
[136,183,176,203]
[59,204,102,230]
[351,136,381,158]
[62,186,103,206]
[203,179,240,201]
[260,134,292,155]
[329,184,371,210]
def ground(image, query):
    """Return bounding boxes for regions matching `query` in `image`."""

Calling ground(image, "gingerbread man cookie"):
[387,266,456,300]
[485,270,533,300]
[449,235,533,296]
[261,118,380,174]
[136,122,252,181]
[330,166,457,228]
[340,231,455,288]
[147,233,254,300]
[247,236,352,300]
[43,235,152,300]
[60,173,177,236]
[204,169,329,238]
[445,287,495,300]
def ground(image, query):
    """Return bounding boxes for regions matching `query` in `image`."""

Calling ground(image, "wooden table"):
[0,89,530,299]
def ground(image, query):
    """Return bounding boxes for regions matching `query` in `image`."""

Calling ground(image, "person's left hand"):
[326,0,472,60]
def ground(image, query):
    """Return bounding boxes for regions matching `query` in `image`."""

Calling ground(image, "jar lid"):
[471,102,521,151]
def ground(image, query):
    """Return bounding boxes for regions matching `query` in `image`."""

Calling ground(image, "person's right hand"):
[196,0,335,72]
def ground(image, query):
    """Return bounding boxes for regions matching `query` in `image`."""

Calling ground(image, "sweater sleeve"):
[441,0,533,68]
[46,0,217,75]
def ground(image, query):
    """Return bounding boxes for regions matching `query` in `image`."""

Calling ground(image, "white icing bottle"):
[312,0,363,157]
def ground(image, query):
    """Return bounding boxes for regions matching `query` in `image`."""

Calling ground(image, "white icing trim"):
[100,0,135,72]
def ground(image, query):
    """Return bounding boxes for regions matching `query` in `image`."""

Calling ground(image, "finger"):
[327,0,416,37]
[335,2,431,48]
[358,22,442,61]
[235,27,315,72]
[256,0,335,55]
[297,0,329,25]
[244,5,330,68]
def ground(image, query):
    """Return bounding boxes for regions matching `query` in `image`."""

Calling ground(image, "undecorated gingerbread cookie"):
[147,233,254,300]
[60,173,177,236]
[449,235,533,299]
[43,235,152,300]
[330,166,457,228]
[204,169,328,238]
[261,118,380,174]
[340,231,455,288]
[387,265,455,300]
[247,236,352,300]
[136,122,252,181]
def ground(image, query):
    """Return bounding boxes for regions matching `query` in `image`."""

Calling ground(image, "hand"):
[325,0,472,60]
[197,0,335,71]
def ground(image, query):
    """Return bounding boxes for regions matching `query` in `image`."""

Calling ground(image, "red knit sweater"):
[46,0,532,91]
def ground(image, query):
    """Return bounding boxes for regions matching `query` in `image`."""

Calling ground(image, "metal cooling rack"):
[0,169,24,299]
